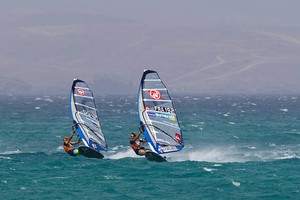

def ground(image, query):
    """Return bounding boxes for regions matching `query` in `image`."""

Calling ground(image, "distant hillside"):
[1,10,300,95]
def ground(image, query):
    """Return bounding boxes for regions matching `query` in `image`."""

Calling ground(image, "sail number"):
[154,106,174,113]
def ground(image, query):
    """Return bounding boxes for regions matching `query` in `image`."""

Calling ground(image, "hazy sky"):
[1,0,300,95]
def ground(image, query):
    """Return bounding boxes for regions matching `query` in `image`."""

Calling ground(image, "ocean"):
[1,94,299,199]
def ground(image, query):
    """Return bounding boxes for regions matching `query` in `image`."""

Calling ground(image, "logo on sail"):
[77,88,85,96]
[175,133,181,143]
[148,89,162,100]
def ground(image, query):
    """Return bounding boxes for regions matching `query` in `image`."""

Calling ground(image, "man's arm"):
[71,138,81,145]
[133,132,142,141]
[66,131,75,144]
[137,126,147,142]
[137,133,146,143]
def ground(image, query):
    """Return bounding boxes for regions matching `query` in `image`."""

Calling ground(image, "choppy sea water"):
[1,94,299,199]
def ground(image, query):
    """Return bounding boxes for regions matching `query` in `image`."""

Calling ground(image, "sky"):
[1,0,300,96]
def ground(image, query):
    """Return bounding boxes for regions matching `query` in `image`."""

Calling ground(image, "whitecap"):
[35,107,40,110]
[286,130,300,135]
[57,146,64,151]
[223,112,230,117]
[203,167,217,172]
[104,176,123,180]
[44,98,54,102]
[232,180,240,187]
[170,147,248,163]
[276,155,297,160]
[245,146,256,150]
[280,108,288,112]
[0,156,11,160]
[110,145,125,151]
[213,164,222,167]
[107,148,139,160]
[0,150,22,155]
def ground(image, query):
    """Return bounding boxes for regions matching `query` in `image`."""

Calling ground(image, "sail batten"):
[138,70,184,155]
[143,99,172,102]
[74,86,90,90]
[144,79,162,82]
[74,94,94,99]
[142,88,167,91]
[146,120,179,129]
[74,102,97,111]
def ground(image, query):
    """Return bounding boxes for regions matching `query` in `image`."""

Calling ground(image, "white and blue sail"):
[70,79,108,152]
[138,70,184,155]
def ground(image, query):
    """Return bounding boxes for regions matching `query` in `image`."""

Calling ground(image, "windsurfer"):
[130,132,147,156]
[63,130,81,156]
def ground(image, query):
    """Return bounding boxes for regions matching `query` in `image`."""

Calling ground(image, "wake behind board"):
[145,151,167,162]
[78,146,104,159]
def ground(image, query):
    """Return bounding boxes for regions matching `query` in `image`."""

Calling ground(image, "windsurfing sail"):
[138,70,184,155]
[70,79,108,152]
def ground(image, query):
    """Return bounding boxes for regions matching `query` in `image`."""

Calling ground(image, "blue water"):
[1,94,299,199]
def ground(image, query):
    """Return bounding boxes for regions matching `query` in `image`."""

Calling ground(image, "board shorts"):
[133,147,145,156]
[68,149,80,156]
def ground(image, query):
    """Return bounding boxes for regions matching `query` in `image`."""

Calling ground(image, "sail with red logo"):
[138,70,184,156]
[70,79,108,154]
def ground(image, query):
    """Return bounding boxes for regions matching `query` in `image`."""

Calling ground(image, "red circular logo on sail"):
[77,88,85,96]
[175,133,181,143]
[148,89,162,100]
